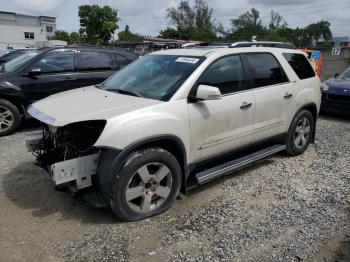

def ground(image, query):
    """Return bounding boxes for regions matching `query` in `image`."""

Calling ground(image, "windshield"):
[340,67,350,80]
[1,51,41,73]
[0,50,27,62]
[101,54,204,101]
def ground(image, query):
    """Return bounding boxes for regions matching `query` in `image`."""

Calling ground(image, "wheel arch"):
[97,135,188,200]
[291,102,318,143]
[0,94,25,115]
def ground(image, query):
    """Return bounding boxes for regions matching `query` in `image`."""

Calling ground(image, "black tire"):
[285,110,314,156]
[109,147,182,221]
[0,99,22,136]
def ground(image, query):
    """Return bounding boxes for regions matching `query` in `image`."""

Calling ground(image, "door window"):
[246,53,288,88]
[198,55,246,95]
[79,51,114,71]
[31,50,74,73]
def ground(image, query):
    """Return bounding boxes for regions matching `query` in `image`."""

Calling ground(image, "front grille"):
[327,94,350,103]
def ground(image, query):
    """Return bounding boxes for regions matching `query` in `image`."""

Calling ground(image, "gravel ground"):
[0,115,349,262]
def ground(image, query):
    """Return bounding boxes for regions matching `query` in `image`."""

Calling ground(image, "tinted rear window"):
[283,53,315,79]
[246,53,288,88]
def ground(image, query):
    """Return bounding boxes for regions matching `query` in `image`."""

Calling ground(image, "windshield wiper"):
[0,65,5,73]
[111,88,143,98]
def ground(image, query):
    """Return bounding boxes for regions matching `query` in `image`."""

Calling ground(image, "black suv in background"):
[0,46,138,136]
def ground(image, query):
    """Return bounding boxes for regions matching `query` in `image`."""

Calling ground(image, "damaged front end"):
[26,120,106,191]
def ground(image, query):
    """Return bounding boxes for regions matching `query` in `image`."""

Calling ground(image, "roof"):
[151,46,303,57]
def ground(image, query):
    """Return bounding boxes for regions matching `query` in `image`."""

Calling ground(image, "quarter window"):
[198,55,246,95]
[114,54,130,68]
[246,53,288,88]
[79,51,114,71]
[283,53,316,80]
[31,51,74,73]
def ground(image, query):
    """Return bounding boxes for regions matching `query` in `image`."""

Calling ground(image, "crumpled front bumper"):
[26,131,100,190]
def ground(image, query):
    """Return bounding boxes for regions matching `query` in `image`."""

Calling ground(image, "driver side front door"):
[188,55,255,162]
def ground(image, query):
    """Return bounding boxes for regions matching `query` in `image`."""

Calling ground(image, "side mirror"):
[196,84,222,101]
[334,73,339,78]
[28,68,42,76]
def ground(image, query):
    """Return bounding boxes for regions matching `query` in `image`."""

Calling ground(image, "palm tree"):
[307,20,332,48]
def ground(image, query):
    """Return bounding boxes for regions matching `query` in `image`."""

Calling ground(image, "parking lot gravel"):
[0,115,349,262]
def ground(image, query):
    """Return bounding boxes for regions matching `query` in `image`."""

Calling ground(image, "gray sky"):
[1,0,349,37]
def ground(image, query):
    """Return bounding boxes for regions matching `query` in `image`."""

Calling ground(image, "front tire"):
[285,110,314,156]
[0,99,21,136]
[109,147,182,221]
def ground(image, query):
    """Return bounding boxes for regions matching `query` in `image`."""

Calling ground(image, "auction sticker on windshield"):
[175,57,200,64]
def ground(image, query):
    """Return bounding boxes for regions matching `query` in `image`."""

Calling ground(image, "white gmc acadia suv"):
[26,47,322,221]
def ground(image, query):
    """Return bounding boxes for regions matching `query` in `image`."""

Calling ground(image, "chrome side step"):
[195,144,286,184]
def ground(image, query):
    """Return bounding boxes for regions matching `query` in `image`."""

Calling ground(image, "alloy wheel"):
[125,162,172,214]
[0,106,14,133]
[294,117,311,149]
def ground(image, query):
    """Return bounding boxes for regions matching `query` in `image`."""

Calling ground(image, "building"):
[319,36,350,48]
[116,36,204,55]
[0,11,58,49]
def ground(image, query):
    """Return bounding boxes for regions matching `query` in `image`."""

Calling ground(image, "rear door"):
[189,55,255,161]
[20,49,80,103]
[243,52,295,143]
[77,50,116,86]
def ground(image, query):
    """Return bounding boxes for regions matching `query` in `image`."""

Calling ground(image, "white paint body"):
[29,47,322,164]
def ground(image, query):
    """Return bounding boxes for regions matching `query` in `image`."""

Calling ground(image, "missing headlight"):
[33,120,106,168]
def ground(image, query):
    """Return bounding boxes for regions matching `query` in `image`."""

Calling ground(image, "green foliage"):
[269,10,287,31]
[53,30,83,44]
[163,0,217,41]
[118,25,143,41]
[53,30,70,42]
[305,20,332,47]
[69,32,82,44]
[78,5,119,45]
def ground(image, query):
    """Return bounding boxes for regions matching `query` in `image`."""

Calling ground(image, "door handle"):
[284,93,293,99]
[240,102,252,109]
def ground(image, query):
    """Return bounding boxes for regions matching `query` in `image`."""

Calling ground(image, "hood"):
[325,78,350,96]
[28,86,162,126]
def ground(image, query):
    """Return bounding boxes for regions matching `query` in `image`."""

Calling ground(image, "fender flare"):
[289,102,318,143]
[97,134,187,201]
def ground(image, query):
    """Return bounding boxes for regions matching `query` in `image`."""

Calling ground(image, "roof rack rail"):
[67,44,136,53]
[229,41,296,49]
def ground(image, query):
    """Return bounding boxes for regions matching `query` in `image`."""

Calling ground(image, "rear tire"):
[0,99,21,136]
[109,147,182,221]
[285,110,314,156]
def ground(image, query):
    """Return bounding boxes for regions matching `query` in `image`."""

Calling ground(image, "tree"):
[164,0,217,40]
[167,1,195,29]
[194,0,213,31]
[78,5,119,44]
[118,25,143,41]
[230,8,266,40]
[53,30,83,44]
[53,30,70,42]
[69,32,82,44]
[269,10,287,30]
[306,20,332,47]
